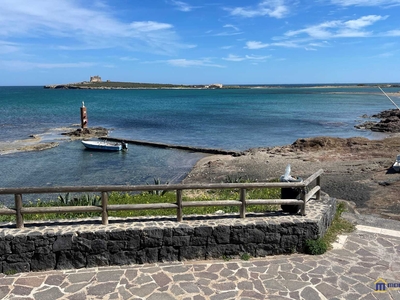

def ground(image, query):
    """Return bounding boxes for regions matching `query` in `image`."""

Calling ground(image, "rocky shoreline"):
[0,127,109,155]
[355,108,400,132]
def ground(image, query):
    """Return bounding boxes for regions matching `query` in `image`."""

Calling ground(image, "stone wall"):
[0,197,336,274]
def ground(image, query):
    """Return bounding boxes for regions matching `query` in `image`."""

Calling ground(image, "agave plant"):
[147,178,169,196]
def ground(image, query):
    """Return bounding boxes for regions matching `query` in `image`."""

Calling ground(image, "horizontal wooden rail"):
[182,200,242,207]
[21,206,103,214]
[246,199,304,205]
[0,169,324,228]
[107,203,178,211]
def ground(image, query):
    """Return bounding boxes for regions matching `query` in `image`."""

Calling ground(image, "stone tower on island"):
[90,75,102,83]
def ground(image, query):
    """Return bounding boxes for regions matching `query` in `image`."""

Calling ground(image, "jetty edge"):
[102,137,243,156]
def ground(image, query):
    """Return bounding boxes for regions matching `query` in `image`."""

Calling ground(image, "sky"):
[1,0,400,86]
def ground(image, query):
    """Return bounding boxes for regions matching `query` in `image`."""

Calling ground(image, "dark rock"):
[180,246,206,260]
[56,251,86,270]
[62,127,108,137]
[159,246,179,262]
[357,109,400,133]
[109,251,135,266]
[141,228,163,247]
[194,226,213,237]
[90,239,107,254]
[137,248,159,264]
[3,262,30,273]
[212,226,230,244]
[0,240,12,255]
[87,253,110,267]
[53,235,73,252]
[30,253,56,271]
[72,236,91,252]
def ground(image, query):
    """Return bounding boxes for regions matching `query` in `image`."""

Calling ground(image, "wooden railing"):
[0,169,323,229]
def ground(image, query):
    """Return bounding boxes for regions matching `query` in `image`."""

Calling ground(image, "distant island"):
[44,75,400,90]
[44,75,225,90]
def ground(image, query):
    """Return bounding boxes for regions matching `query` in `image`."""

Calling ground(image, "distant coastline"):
[43,81,400,90]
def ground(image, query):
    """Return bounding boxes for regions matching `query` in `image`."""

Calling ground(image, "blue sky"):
[1,0,400,85]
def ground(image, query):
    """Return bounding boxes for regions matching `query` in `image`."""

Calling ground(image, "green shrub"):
[305,239,328,255]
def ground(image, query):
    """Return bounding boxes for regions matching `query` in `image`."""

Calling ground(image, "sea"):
[0,85,399,204]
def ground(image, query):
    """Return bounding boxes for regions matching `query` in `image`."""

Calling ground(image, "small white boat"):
[82,140,128,151]
[393,154,400,172]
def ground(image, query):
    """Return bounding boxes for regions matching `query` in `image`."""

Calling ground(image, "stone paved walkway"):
[0,219,399,299]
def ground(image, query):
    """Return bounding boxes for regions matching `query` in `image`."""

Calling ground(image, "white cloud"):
[168,0,199,12]
[224,24,240,31]
[386,30,400,36]
[130,21,173,32]
[227,0,289,19]
[285,15,387,39]
[120,57,139,61]
[166,59,225,68]
[331,0,400,7]
[0,0,187,55]
[223,54,270,62]
[246,41,269,49]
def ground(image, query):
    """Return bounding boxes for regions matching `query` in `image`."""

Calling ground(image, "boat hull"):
[82,140,123,151]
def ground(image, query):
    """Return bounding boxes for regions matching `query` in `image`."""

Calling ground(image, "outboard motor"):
[121,142,128,150]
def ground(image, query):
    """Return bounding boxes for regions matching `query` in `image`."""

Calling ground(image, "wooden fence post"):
[316,176,321,200]
[176,189,183,222]
[101,192,108,225]
[300,188,306,216]
[15,193,24,228]
[240,188,246,218]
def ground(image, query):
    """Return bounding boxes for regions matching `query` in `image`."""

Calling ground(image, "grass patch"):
[321,201,356,247]
[305,201,355,255]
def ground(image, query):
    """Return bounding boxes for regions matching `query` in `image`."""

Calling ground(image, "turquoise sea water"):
[0,85,399,203]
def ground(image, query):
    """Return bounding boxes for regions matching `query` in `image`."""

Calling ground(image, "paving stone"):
[129,283,158,298]
[240,290,266,300]
[15,276,45,287]
[152,272,172,287]
[180,282,201,294]
[237,280,253,291]
[12,285,33,296]
[206,263,224,273]
[64,282,88,293]
[67,272,95,284]
[352,282,373,295]
[316,282,343,298]
[210,290,238,300]
[66,291,87,300]
[300,286,324,300]
[0,286,10,299]
[33,286,64,300]
[170,285,186,297]
[279,271,299,281]
[147,292,176,300]
[262,279,287,291]
[87,282,119,296]
[173,273,196,282]
[280,280,310,291]
[44,274,66,286]
[211,281,236,291]
[96,270,125,282]
[195,271,218,280]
